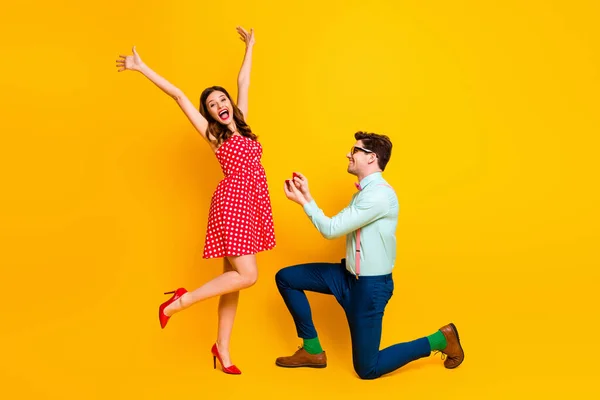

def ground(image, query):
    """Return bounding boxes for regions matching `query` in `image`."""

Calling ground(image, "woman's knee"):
[227,255,258,288]
[241,268,258,288]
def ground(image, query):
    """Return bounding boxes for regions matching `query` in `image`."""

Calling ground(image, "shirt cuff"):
[302,200,319,217]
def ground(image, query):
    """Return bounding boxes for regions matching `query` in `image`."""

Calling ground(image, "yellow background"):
[1,0,598,398]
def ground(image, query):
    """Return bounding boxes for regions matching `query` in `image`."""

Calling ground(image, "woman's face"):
[205,90,233,124]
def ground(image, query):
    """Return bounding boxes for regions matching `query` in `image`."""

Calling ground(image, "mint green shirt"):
[302,172,399,276]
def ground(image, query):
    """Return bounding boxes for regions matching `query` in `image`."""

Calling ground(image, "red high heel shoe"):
[211,343,241,375]
[158,288,187,329]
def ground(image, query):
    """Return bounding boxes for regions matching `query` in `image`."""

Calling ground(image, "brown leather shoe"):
[275,347,327,368]
[439,323,465,369]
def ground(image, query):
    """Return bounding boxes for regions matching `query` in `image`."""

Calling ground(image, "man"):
[277,131,464,379]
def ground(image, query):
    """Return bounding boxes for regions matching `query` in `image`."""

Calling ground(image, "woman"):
[116,27,275,375]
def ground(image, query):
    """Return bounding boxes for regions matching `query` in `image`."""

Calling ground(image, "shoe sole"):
[447,322,465,369]
[275,361,327,369]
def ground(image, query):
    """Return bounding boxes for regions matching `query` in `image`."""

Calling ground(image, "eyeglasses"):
[350,145,375,155]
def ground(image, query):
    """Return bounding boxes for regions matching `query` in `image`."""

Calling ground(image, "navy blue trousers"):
[275,261,431,380]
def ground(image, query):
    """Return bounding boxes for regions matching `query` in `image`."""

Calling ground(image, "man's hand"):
[292,172,313,203]
[284,179,308,205]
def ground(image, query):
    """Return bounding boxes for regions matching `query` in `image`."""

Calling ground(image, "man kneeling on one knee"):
[277,131,465,380]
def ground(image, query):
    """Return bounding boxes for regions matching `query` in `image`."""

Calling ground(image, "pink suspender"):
[354,183,394,279]
[355,228,362,279]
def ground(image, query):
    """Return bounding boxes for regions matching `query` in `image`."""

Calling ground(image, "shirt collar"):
[357,172,383,190]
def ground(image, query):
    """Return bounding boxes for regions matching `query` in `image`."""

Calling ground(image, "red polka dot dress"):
[203,134,276,259]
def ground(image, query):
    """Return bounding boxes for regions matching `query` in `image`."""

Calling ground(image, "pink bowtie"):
[355,183,362,191]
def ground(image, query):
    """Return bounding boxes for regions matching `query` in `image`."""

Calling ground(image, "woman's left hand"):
[236,26,255,48]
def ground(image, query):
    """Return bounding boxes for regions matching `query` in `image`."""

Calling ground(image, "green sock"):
[426,330,447,352]
[303,337,323,354]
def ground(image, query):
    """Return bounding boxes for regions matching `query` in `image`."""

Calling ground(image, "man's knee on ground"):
[354,364,379,380]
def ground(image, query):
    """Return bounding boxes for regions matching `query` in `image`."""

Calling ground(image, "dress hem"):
[202,244,276,260]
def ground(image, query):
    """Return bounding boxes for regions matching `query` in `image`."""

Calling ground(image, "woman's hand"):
[236,26,255,48]
[116,46,145,72]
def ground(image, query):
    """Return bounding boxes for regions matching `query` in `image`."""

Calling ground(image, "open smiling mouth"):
[218,109,230,120]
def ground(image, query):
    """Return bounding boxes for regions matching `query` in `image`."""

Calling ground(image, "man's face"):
[346,140,376,175]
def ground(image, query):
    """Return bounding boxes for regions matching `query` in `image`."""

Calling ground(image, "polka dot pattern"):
[203,134,276,259]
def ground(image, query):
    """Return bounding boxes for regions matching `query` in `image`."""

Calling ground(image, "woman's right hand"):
[116,46,145,72]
